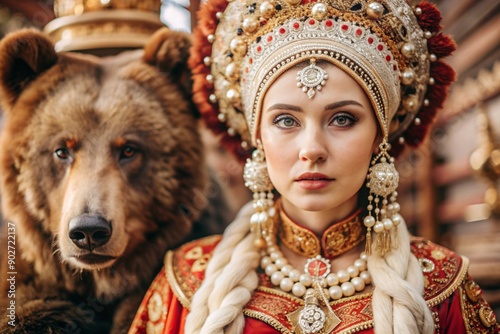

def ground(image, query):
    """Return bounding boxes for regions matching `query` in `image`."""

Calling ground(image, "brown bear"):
[0,28,207,333]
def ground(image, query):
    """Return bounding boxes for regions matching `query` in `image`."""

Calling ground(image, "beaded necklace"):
[260,208,371,333]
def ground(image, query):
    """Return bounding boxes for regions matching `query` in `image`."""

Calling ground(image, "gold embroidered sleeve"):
[458,273,499,333]
[164,235,222,310]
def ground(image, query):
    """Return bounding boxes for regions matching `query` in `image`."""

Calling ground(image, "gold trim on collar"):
[278,207,364,259]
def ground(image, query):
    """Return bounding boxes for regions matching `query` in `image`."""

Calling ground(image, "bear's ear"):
[0,29,58,109]
[143,28,192,91]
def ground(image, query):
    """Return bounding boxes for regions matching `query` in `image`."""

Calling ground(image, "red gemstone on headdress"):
[393,64,398,71]
[325,20,333,27]
[293,22,300,29]
[249,58,253,64]
[257,45,262,52]
[309,19,315,25]
[386,55,391,61]
[245,67,249,73]
[279,27,286,35]
[377,44,384,51]
[341,24,349,31]
[356,29,362,36]
[267,35,273,42]
[368,37,374,44]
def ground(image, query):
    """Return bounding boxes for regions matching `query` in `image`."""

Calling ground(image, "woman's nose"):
[298,130,328,163]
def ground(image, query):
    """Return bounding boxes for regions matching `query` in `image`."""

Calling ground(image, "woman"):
[128,0,499,333]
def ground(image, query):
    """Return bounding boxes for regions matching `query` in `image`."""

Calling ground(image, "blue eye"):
[274,115,298,128]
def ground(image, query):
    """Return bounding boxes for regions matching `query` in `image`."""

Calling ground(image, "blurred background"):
[0,0,499,318]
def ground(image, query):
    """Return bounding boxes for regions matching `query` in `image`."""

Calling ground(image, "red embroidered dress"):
[128,235,499,334]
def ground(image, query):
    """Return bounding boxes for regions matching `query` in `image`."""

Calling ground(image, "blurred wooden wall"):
[397,0,500,317]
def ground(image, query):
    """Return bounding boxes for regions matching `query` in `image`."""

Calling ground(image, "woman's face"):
[260,62,380,221]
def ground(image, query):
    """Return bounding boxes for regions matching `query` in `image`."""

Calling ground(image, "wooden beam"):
[447,15,500,77]
[0,0,55,27]
[433,159,474,186]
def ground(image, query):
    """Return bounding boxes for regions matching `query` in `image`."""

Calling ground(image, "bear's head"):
[0,28,205,290]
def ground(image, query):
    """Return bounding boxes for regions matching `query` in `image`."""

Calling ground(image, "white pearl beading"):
[261,239,371,301]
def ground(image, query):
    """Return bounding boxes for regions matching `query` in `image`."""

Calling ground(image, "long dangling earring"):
[363,139,402,256]
[243,140,275,249]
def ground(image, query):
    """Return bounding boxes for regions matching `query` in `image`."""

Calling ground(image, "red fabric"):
[244,318,374,333]
[127,268,189,334]
[129,279,473,334]
[128,237,498,333]
[243,318,276,334]
[162,296,188,334]
[436,290,467,334]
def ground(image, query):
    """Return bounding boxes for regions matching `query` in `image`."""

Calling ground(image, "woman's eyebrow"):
[266,103,303,112]
[324,100,363,110]
[266,101,364,113]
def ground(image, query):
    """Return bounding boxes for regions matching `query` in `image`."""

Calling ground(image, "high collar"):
[278,205,365,259]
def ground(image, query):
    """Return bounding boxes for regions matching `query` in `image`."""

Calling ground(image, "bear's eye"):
[120,145,137,160]
[55,148,70,160]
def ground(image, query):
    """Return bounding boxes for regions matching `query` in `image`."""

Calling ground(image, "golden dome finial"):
[45,0,164,54]
[53,0,161,17]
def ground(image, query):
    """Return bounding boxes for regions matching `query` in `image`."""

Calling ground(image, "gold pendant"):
[287,290,341,334]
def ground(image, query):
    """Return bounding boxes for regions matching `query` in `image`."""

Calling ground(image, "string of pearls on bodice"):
[260,235,372,301]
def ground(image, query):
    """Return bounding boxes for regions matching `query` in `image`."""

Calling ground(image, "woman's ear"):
[371,131,384,155]
[255,129,263,147]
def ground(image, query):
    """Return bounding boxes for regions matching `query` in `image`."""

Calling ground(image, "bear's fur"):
[0,28,206,333]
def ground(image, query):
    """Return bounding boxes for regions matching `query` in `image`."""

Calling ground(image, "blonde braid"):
[369,217,434,334]
[185,203,259,334]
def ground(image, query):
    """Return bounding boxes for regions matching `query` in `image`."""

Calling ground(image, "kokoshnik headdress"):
[189,0,455,160]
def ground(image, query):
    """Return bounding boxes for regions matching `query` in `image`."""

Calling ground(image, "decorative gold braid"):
[323,213,365,259]
[279,210,321,258]
[278,207,365,259]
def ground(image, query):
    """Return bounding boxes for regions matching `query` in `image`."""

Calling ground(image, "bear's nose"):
[68,215,112,251]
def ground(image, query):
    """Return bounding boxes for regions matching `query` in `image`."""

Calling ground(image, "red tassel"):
[416,1,442,33]
[428,33,456,58]
[390,141,406,158]
[403,60,455,148]
[431,61,456,86]
[189,0,250,162]
[405,120,430,147]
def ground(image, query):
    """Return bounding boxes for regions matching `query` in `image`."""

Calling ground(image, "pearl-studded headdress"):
[189,0,456,159]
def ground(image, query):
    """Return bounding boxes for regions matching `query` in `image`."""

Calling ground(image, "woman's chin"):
[282,191,359,216]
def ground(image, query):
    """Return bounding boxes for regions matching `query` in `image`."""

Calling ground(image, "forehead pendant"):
[296,58,328,99]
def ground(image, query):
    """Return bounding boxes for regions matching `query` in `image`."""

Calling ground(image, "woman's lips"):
[296,173,334,190]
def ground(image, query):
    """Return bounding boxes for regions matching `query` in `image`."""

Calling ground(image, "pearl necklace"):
[261,237,372,333]
[261,239,371,301]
